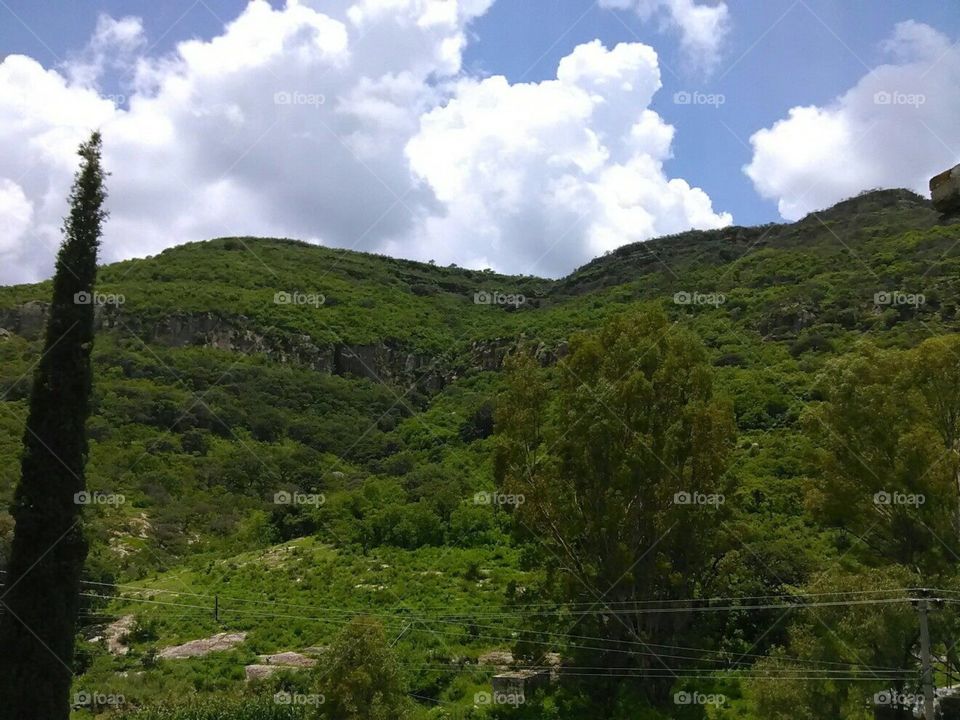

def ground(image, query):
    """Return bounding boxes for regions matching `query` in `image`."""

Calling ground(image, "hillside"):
[2,188,960,719]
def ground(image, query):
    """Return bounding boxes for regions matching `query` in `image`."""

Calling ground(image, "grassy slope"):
[77,536,530,716]
[0,188,958,717]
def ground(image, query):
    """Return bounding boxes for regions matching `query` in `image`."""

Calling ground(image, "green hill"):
[2,188,959,719]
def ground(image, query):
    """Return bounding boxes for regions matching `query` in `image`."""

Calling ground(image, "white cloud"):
[403,40,731,275]
[0,55,117,279]
[66,14,146,87]
[0,0,729,284]
[745,21,960,221]
[599,0,731,74]
[0,180,34,254]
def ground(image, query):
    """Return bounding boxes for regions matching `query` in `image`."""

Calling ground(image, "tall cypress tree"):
[0,132,107,720]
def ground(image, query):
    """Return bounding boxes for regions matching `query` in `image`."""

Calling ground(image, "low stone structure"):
[492,669,550,698]
[931,164,960,215]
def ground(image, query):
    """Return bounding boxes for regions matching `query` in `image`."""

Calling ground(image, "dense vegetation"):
[1,188,959,718]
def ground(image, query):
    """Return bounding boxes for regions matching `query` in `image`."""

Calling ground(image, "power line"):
[65,575,930,613]
[85,590,911,674]
[7,573,937,672]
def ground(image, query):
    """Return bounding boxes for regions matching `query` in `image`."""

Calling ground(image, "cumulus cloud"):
[0,55,118,280]
[599,0,731,74]
[0,180,34,254]
[0,0,729,283]
[745,21,960,221]
[402,40,731,275]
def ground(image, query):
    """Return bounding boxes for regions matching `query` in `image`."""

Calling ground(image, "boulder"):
[158,631,247,659]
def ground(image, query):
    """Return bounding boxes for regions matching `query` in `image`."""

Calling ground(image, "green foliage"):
[313,616,409,720]
[0,189,957,719]
[495,308,736,708]
[117,697,305,720]
[805,340,960,572]
[0,132,106,720]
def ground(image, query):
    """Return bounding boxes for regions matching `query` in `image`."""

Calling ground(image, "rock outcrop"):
[244,650,319,681]
[157,631,247,659]
[0,304,569,389]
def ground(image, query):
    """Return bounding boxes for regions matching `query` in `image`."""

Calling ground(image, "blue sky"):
[0,0,958,281]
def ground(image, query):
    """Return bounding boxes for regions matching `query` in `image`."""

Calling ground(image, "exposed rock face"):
[245,665,280,681]
[333,343,439,388]
[244,650,318,681]
[0,303,568,388]
[0,303,440,385]
[0,301,49,339]
[158,631,247,659]
[464,337,568,372]
[257,651,317,667]
[103,615,136,656]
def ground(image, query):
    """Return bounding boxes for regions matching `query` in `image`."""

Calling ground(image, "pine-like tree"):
[0,132,107,720]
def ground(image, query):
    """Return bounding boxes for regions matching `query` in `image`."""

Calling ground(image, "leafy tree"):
[911,335,960,527]
[315,616,409,720]
[806,342,959,572]
[0,132,107,719]
[747,567,921,720]
[495,308,736,708]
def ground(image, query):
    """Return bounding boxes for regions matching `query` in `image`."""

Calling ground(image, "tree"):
[805,341,959,573]
[910,335,960,528]
[316,616,409,720]
[747,567,921,720]
[494,308,735,708]
[0,132,107,720]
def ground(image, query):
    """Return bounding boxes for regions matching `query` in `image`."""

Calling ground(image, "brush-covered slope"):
[0,188,958,717]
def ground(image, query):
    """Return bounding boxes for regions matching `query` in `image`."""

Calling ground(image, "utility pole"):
[917,593,936,720]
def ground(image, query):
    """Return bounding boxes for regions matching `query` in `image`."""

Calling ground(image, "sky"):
[0,0,957,283]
